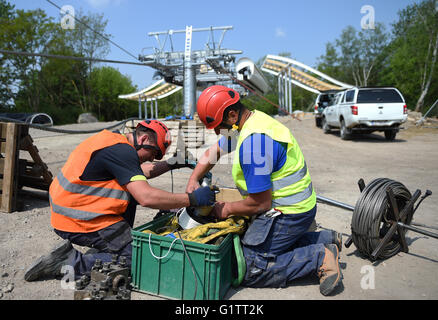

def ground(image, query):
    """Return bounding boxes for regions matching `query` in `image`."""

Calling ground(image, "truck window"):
[345,90,355,102]
[357,89,403,103]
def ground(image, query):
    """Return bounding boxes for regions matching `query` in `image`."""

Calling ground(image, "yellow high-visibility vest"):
[231,110,316,214]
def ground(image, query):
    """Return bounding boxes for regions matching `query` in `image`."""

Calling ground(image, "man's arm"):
[212,189,272,219]
[125,180,191,209]
[141,161,172,179]
[186,142,222,193]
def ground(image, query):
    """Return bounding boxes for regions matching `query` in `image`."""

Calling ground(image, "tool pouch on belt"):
[241,215,277,281]
[242,214,275,247]
[97,220,132,252]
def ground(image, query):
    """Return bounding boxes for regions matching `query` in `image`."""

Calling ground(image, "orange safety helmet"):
[135,120,172,160]
[197,85,240,129]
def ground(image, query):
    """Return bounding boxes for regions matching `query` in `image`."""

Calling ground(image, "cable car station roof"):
[118,79,182,101]
[262,54,352,94]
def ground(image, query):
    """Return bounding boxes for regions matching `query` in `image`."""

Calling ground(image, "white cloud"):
[86,0,124,8]
[275,27,286,38]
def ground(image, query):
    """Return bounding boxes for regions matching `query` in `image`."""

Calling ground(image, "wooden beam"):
[1,123,19,212]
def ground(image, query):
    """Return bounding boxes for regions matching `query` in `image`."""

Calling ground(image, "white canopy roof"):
[118,79,182,101]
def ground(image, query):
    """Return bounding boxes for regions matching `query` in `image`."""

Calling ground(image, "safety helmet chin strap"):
[220,106,244,131]
[132,129,160,154]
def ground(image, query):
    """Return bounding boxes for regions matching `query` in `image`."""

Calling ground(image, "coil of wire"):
[351,178,413,260]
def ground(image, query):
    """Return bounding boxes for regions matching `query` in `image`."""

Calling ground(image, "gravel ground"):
[1,113,437,301]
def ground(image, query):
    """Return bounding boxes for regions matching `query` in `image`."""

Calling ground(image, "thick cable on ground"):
[351,178,412,260]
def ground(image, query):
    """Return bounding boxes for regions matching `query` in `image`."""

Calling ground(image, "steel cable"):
[351,178,412,260]
[45,0,140,62]
[0,116,139,134]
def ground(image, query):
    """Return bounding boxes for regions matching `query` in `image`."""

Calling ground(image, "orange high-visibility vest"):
[50,130,134,233]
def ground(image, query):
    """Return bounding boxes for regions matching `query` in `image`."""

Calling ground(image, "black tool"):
[74,255,131,300]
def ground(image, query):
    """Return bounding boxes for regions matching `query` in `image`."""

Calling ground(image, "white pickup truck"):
[321,87,408,141]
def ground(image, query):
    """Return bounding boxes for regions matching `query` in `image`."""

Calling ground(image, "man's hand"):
[186,179,201,193]
[211,201,229,220]
[188,186,216,207]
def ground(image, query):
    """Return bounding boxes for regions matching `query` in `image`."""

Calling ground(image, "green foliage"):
[316,0,438,115]
[381,0,438,113]
[89,66,137,121]
[15,47,88,124]
[317,23,389,87]
[0,1,137,124]
[2,0,437,122]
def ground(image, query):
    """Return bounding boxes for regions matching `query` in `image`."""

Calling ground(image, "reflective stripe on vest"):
[50,196,103,221]
[50,130,132,232]
[232,110,315,214]
[236,162,307,197]
[56,171,129,201]
[271,183,313,207]
[271,162,308,192]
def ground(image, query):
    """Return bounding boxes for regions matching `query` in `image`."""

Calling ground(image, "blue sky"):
[13,0,419,92]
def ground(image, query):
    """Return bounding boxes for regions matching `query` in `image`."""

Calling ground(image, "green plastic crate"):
[131,214,233,300]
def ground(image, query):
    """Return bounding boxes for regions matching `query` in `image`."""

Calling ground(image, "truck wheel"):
[384,130,397,141]
[340,119,352,140]
[322,117,331,134]
[315,117,322,128]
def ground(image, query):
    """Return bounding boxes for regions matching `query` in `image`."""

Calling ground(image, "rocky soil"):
[1,113,437,301]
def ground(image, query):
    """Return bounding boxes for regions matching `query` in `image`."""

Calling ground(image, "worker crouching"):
[24,120,216,282]
[187,85,343,296]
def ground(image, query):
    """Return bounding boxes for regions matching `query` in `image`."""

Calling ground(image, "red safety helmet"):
[197,85,240,129]
[136,120,172,160]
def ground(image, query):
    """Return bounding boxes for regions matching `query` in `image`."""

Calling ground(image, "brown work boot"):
[318,244,342,296]
[24,239,74,282]
[332,230,342,252]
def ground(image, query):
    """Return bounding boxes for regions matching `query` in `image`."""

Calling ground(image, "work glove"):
[188,186,218,207]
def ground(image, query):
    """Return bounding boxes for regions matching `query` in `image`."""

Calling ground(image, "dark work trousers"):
[241,205,332,288]
[54,207,136,280]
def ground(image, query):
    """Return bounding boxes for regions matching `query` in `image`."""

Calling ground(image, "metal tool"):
[74,255,131,300]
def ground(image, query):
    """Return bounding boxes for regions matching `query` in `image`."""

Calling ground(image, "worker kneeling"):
[24,120,216,282]
[186,85,343,296]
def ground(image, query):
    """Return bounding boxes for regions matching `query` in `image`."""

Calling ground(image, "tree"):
[397,0,438,112]
[13,43,89,124]
[88,66,137,121]
[0,2,120,123]
[316,42,343,81]
[381,0,438,113]
[357,23,389,86]
[63,9,111,112]
[334,24,388,86]
[0,6,57,112]
[0,0,16,109]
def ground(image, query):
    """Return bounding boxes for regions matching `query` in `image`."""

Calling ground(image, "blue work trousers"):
[241,205,332,288]
[54,219,133,280]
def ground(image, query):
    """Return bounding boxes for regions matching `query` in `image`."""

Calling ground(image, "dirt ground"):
[1,113,437,301]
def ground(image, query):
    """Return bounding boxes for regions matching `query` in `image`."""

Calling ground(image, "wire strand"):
[45,0,140,62]
[0,50,147,66]
[0,116,139,134]
[206,60,300,121]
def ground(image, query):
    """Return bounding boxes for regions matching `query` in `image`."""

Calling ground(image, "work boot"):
[24,239,74,282]
[318,244,342,296]
[332,230,342,252]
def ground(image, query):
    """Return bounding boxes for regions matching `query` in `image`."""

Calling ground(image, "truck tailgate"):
[358,103,405,120]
